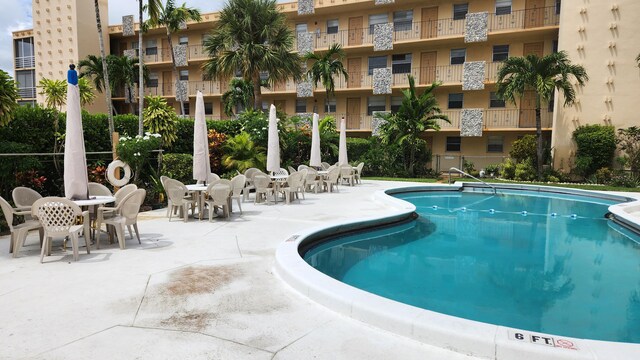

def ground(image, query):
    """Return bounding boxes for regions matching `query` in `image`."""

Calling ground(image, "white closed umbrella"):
[64,78,89,200]
[338,117,348,166]
[192,91,211,183]
[309,113,321,167]
[266,104,281,173]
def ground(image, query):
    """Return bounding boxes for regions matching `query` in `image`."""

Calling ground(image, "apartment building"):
[13,0,640,172]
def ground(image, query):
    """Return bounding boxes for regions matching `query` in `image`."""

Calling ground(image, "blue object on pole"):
[67,64,78,85]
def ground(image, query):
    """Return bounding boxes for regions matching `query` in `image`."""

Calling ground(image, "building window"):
[261,101,269,111]
[145,40,157,55]
[327,19,339,34]
[14,37,34,58]
[325,99,337,113]
[552,40,558,54]
[18,100,36,107]
[495,0,512,15]
[179,70,189,81]
[296,23,308,34]
[391,96,402,113]
[492,45,509,62]
[369,13,389,34]
[489,92,505,108]
[296,99,307,113]
[182,103,190,116]
[392,54,412,74]
[148,73,159,88]
[453,4,469,20]
[393,10,413,32]
[487,136,504,153]
[555,0,561,15]
[368,56,387,75]
[367,96,386,115]
[450,48,466,65]
[204,102,213,115]
[16,69,35,98]
[179,36,188,45]
[446,136,461,152]
[130,41,140,56]
[548,97,555,112]
[448,93,463,109]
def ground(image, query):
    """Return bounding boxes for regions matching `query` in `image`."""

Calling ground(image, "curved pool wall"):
[275,183,640,360]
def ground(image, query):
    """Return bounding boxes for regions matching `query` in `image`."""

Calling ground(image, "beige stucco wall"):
[552,0,640,171]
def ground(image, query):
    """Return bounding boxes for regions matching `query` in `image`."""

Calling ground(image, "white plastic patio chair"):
[205,184,231,220]
[253,173,274,205]
[323,166,341,193]
[321,162,331,170]
[164,178,197,222]
[31,197,91,263]
[340,165,356,186]
[12,186,43,220]
[297,164,309,171]
[280,172,305,204]
[97,189,146,250]
[230,174,246,214]
[354,162,365,184]
[88,182,112,196]
[287,166,296,174]
[304,168,321,194]
[243,168,260,201]
[0,195,43,258]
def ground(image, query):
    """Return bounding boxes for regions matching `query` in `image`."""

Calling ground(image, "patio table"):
[270,174,288,203]
[73,195,116,243]
[186,183,233,218]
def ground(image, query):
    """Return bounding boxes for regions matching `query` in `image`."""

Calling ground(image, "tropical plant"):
[304,43,348,111]
[208,129,227,174]
[222,131,266,172]
[572,124,615,177]
[38,78,66,111]
[116,132,161,183]
[509,134,537,165]
[0,70,18,127]
[146,0,201,116]
[375,76,448,177]
[139,0,163,135]
[617,127,640,173]
[203,0,303,110]
[318,115,339,158]
[221,78,254,116]
[108,55,149,114]
[143,96,178,146]
[93,0,115,142]
[496,51,588,179]
[78,78,96,107]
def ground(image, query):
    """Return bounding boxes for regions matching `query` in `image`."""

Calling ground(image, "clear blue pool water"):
[303,190,640,343]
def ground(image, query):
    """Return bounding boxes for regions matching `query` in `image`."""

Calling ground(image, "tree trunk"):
[128,85,136,114]
[252,72,262,111]
[94,0,114,144]
[535,94,543,180]
[138,0,144,134]
[167,30,185,116]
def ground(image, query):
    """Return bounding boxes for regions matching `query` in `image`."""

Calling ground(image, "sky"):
[1,0,288,75]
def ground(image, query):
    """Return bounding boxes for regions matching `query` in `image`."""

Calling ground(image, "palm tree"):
[636,52,640,68]
[375,76,449,177]
[203,0,303,111]
[496,51,588,179]
[0,70,19,127]
[304,44,348,112]
[221,78,254,116]
[143,95,178,147]
[146,0,201,116]
[139,0,163,135]
[222,131,266,172]
[108,55,149,114]
[93,0,115,142]
[38,78,66,112]
[78,78,97,107]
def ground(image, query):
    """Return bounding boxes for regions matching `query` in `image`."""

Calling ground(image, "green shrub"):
[500,158,516,179]
[616,127,640,173]
[116,133,162,183]
[0,141,42,200]
[595,167,613,184]
[509,135,537,165]
[514,159,536,181]
[463,159,475,174]
[484,164,501,176]
[238,109,269,148]
[222,132,266,173]
[346,137,370,162]
[143,96,178,147]
[547,175,560,183]
[161,153,194,184]
[572,125,616,177]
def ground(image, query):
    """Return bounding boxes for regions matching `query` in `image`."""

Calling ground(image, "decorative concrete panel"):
[297,32,314,54]
[295,113,312,127]
[373,68,392,95]
[173,44,188,67]
[298,0,315,15]
[122,15,135,36]
[373,23,393,51]
[178,21,187,30]
[460,109,483,137]
[465,12,488,43]
[462,61,486,90]
[371,111,389,136]
[296,79,313,98]
[374,0,395,4]
[123,49,137,59]
[175,80,188,102]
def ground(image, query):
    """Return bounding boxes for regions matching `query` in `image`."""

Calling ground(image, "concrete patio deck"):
[0,180,475,360]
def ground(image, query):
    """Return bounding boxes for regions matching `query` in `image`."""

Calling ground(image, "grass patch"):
[364,176,640,193]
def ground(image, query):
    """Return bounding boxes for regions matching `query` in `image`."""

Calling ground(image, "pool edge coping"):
[274,182,640,360]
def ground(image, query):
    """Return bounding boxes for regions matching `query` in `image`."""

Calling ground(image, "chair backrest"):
[209,179,232,188]
[163,178,189,204]
[207,173,220,183]
[327,166,341,182]
[160,175,169,186]
[244,168,260,181]
[327,165,336,172]
[321,162,330,170]
[356,162,364,175]
[88,182,112,197]
[340,165,353,176]
[209,184,231,204]
[305,169,318,183]
[114,184,137,205]
[298,164,309,171]
[298,169,308,186]
[119,189,146,222]
[287,166,296,174]
[31,197,81,236]
[0,196,16,231]
[12,187,42,208]
[253,173,271,190]
[230,174,246,196]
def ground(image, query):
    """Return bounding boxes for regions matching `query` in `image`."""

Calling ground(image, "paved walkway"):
[0,181,474,360]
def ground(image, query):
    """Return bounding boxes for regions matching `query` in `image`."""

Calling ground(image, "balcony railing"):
[17,87,36,99]
[15,56,35,69]
[488,6,559,32]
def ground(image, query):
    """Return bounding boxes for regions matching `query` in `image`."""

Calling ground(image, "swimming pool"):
[303,189,640,344]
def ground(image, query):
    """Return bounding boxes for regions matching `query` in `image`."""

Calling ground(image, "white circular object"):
[106,160,132,187]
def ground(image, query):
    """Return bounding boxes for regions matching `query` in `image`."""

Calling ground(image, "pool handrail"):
[448,167,497,195]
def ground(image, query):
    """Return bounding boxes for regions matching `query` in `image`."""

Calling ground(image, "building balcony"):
[17,87,36,99]
[15,56,35,69]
